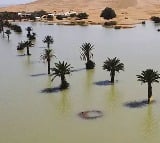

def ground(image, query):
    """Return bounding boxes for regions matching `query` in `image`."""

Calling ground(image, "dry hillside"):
[0,0,160,24]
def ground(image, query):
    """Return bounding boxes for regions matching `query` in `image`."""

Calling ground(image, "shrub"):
[100,7,116,20]
[76,13,88,19]
[56,15,64,20]
[114,25,121,29]
[70,13,77,17]
[11,24,22,32]
[151,16,160,23]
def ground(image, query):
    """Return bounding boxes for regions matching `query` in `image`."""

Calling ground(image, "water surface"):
[0,21,160,143]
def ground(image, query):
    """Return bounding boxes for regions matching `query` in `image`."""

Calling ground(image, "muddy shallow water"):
[0,21,160,143]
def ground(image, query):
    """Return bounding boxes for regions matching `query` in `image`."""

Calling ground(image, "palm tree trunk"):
[111,70,115,83]
[2,29,4,38]
[60,75,68,89]
[48,59,50,74]
[47,43,49,49]
[148,83,152,104]
[7,35,9,41]
[86,52,90,63]
[27,31,31,37]
[27,46,30,55]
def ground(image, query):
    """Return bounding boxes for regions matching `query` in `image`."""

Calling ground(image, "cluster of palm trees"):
[39,38,160,104]
[26,26,36,41]
[0,20,22,40]
[79,42,160,104]
[40,35,73,89]
[0,20,11,40]
[16,26,36,55]
[1,23,160,104]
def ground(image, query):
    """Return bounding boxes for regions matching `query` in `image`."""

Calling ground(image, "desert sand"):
[0,0,160,25]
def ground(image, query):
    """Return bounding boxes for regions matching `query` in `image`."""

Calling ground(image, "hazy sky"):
[0,0,35,5]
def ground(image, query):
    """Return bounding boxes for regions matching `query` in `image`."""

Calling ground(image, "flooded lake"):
[1,21,160,143]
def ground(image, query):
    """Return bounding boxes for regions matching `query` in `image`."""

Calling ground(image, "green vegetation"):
[103,57,124,83]
[137,69,160,104]
[100,7,116,20]
[41,48,55,74]
[51,61,73,89]
[0,12,20,20]
[151,16,160,23]
[26,26,33,37]
[0,20,4,37]
[80,42,95,69]
[76,12,88,19]
[28,32,36,41]
[43,35,54,49]
[17,41,26,50]
[5,29,11,40]
[24,40,34,55]
[11,24,22,33]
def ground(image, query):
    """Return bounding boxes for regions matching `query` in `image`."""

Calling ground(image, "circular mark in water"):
[78,110,103,119]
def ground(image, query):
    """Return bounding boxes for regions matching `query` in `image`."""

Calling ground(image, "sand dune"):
[0,0,160,25]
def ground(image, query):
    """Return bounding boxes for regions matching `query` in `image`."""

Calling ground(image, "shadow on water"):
[94,80,113,86]
[124,100,155,108]
[30,73,47,77]
[71,68,85,73]
[41,86,61,93]
[17,54,26,57]
[41,76,69,93]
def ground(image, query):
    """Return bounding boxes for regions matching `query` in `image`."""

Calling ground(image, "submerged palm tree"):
[17,41,26,50]
[80,42,95,69]
[26,26,32,37]
[51,61,73,89]
[28,32,36,41]
[137,69,160,104]
[41,48,55,74]
[0,20,4,37]
[43,35,54,49]
[103,57,124,83]
[5,29,11,40]
[24,40,34,56]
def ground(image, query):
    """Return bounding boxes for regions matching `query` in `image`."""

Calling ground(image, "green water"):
[1,21,160,143]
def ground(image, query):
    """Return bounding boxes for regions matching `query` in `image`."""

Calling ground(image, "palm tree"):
[5,29,11,40]
[0,20,4,37]
[28,32,36,41]
[136,69,160,104]
[80,42,95,69]
[51,61,73,89]
[103,57,124,83]
[17,41,26,50]
[26,26,32,37]
[24,40,34,56]
[41,48,55,74]
[43,35,54,49]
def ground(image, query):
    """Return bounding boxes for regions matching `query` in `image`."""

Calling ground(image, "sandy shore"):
[0,0,160,25]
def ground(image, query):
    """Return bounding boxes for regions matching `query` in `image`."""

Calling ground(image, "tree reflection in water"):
[142,105,159,141]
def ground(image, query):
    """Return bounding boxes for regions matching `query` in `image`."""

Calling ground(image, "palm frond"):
[103,57,124,72]
[80,42,94,61]
[137,69,160,84]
